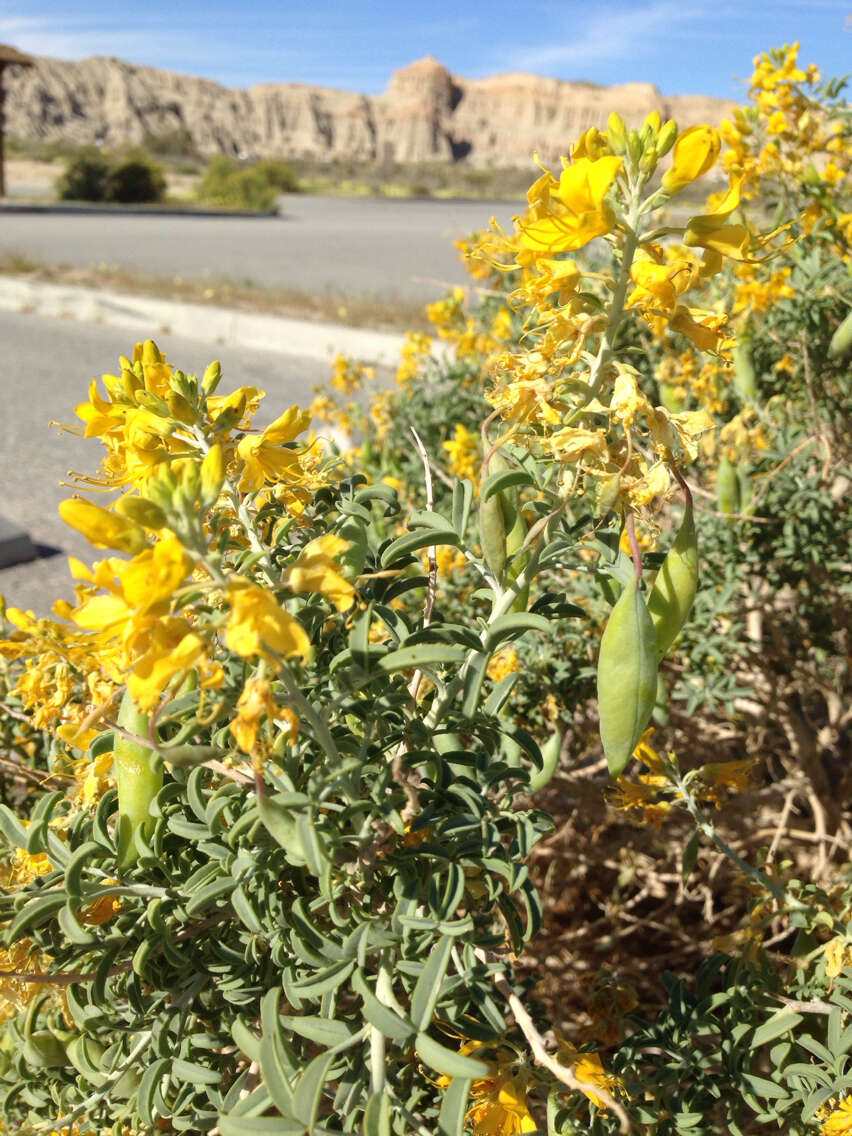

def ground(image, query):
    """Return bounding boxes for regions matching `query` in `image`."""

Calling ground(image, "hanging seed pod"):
[114,690,163,872]
[717,454,740,515]
[597,575,659,778]
[648,496,699,660]
[479,450,510,580]
[828,310,852,359]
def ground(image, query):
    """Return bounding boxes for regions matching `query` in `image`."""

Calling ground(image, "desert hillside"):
[5,52,734,166]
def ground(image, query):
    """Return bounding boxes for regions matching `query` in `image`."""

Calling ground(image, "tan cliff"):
[5,52,736,167]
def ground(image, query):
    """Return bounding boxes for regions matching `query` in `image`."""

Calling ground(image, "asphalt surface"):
[0,195,521,302]
[0,309,334,615]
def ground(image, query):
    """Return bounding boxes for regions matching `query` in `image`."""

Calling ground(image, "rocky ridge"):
[5,52,735,167]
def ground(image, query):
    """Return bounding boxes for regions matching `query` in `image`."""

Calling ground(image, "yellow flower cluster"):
[2,341,358,807]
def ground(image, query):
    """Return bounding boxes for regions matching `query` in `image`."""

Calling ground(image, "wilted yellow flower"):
[231,675,276,754]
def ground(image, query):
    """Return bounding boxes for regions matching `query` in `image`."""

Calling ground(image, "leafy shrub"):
[253,157,300,193]
[56,146,112,202]
[2,41,851,1136]
[197,155,279,211]
[57,148,166,204]
[106,154,166,204]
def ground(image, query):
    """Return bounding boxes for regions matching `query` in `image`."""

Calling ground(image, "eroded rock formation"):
[5,52,735,166]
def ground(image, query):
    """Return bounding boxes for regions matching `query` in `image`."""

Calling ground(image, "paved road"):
[0,195,521,302]
[0,309,334,615]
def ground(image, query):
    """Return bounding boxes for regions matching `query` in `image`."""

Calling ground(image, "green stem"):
[423,544,541,730]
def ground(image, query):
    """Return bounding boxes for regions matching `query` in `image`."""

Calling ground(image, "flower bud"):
[202,360,222,395]
[200,444,227,508]
[114,495,168,530]
[169,368,197,401]
[627,129,643,164]
[607,112,628,155]
[656,119,678,157]
[140,339,164,365]
[643,110,662,134]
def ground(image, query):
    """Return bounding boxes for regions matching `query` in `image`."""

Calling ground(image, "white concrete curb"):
[0,275,425,366]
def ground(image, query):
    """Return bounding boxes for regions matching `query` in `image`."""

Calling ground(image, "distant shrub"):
[106,155,166,204]
[196,156,278,211]
[141,127,199,160]
[252,157,300,193]
[56,148,165,204]
[56,147,111,202]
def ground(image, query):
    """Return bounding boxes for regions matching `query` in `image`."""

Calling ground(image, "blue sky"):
[0,1,849,98]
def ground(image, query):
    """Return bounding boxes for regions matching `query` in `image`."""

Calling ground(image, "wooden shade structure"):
[0,44,35,197]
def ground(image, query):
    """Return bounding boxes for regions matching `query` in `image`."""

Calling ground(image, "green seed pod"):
[732,330,758,401]
[480,450,512,580]
[115,690,163,873]
[527,729,562,792]
[647,498,699,660]
[597,575,659,778]
[652,671,670,727]
[717,455,740,515]
[479,492,506,579]
[828,310,852,359]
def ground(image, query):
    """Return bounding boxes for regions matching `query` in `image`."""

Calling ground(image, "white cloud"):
[490,0,730,76]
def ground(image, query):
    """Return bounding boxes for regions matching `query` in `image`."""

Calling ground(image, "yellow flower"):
[825,937,852,980]
[572,1052,620,1110]
[467,1075,538,1136]
[684,176,750,261]
[822,1097,852,1136]
[59,498,148,555]
[443,423,479,481]
[487,648,520,684]
[226,579,311,665]
[236,406,312,492]
[78,879,121,925]
[127,622,219,712]
[283,534,355,612]
[662,126,721,194]
[517,155,622,256]
[694,758,757,808]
